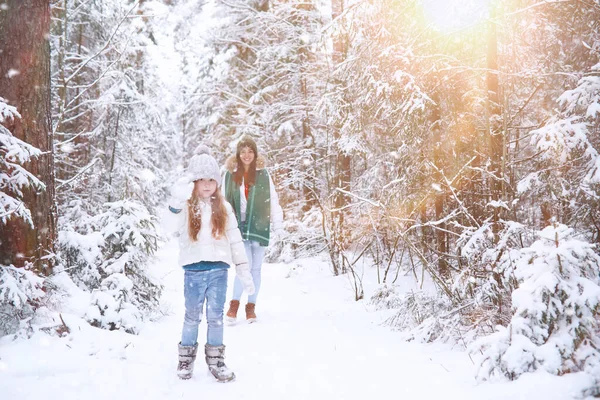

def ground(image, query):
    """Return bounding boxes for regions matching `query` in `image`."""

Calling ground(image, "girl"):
[223,135,284,323]
[168,145,255,381]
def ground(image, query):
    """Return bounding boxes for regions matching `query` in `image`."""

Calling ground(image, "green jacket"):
[224,168,272,246]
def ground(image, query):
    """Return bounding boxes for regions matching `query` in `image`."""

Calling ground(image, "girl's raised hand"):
[170,175,194,207]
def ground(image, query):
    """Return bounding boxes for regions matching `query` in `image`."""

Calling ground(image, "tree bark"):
[0,0,56,274]
[487,6,502,235]
[332,0,351,215]
[431,93,448,278]
[329,0,351,276]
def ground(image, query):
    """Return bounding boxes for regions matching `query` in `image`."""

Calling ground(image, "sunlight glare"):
[421,0,493,32]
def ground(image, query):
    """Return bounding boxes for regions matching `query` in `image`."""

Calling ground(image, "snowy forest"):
[1,0,600,398]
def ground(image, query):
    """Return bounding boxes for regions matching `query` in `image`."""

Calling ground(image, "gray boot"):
[205,344,235,382]
[177,343,198,380]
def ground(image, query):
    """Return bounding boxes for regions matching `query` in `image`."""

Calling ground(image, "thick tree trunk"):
[0,0,56,274]
[329,0,351,276]
[297,2,318,212]
[431,93,448,278]
[330,0,351,276]
[332,0,351,215]
[487,6,502,235]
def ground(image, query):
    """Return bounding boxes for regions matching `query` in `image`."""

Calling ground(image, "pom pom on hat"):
[194,144,211,156]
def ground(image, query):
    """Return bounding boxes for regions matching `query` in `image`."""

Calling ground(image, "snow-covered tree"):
[0,98,44,229]
[0,98,46,336]
[520,61,600,237]
[59,199,161,334]
[473,223,600,381]
[47,0,174,333]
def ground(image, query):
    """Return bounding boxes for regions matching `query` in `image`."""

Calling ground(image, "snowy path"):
[0,240,586,399]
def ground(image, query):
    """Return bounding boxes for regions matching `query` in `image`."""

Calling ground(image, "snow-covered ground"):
[0,240,590,399]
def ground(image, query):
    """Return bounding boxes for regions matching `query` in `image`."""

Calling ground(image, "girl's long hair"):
[187,188,227,241]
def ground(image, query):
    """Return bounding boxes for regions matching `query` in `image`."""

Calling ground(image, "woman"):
[223,135,283,323]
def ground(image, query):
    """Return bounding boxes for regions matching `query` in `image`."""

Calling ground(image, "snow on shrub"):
[373,288,456,343]
[57,199,162,334]
[454,221,528,331]
[96,200,162,311]
[86,272,142,334]
[267,207,325,263]
[370,284,404,311]
[472,223,600,381]
[57,200,104,290]
[0,264,45,336]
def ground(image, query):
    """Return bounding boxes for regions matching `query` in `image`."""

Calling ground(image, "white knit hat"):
[187,145,221,185]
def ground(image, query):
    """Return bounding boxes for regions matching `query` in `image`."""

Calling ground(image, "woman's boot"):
[226,300,240,323]
[205,344,235,382]
[245,303,256,323]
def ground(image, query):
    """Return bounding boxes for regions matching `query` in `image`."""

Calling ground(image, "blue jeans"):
[181,268,228,346]
[232,240,265,304]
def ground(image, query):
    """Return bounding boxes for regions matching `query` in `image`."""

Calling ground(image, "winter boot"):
[245,303,257,323]
[177,343,198,380]
[205,344,235,382]
[226,300,240,324]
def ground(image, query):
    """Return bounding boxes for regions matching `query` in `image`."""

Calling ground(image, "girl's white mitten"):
[170,177,194,208]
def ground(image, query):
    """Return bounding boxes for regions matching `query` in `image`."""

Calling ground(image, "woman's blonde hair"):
[187,188,227,241]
